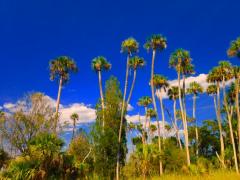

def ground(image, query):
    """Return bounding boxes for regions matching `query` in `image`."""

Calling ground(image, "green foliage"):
[91,76,127,178]
[91,56,111,72]
[49,56,78,84]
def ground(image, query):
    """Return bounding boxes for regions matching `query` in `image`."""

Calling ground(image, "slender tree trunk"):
[193,94,199,157]
[98,70,105,128]
[223,79,239,173]
[150,49,163,175]
[177,71,190,166]
[235,77,240,160]
[72,119,76,140]
[126,69,137,106]
[216,82,225,166]
[159,90,166,141]
[174,99,182,149]
[116,54,130,180]
[55,76,63,133]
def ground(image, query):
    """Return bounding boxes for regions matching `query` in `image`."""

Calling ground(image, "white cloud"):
[156,73,233,99]
[126,114,145,123]
[59,103,96,125]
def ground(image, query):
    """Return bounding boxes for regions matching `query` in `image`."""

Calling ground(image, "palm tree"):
[144,34,167,175]
[228,39,240,160]
[91,56,111,127]
[138,96,152,132]
[169,49,194,166]
[70,113,79,140]
[207,68,225,167]
[49,56,78,132]
[168,86,182,149]
[147,108,157,142]
[227,37,240,58]
[153,74,169,141]
[117,37,139,180]
[186,81,203,157]
[218,61,238,173]
[126,56,145,106]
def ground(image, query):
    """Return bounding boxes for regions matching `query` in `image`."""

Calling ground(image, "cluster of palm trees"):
[48,35,240,178]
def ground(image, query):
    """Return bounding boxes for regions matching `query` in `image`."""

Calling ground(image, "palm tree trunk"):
[98,70,105,128]
[116,54,130,180]
[193,94,199,157]
[235,77,240,160]
[216,82,225,166]
[126,69,137,106]
[55,76,63,133]
[72,119,76,140]
[159,90,166,141]
[223,79,239,173]
[177,71,190,166]
[174,99,182,149]
[150,49,163,175]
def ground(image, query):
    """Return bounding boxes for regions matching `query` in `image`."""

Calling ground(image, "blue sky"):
[0,0,240,126]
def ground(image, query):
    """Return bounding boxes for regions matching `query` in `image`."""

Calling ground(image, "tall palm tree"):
[144,34,167,175]
[218,61,238,173]
[91,56,111,127]
[228,39,240,160]
[117,37,139,180]
[207,68,225,167]
[168,86,182,149]
[49,56,78,132]
[169,49,194,166]
[153,74,169,141]
[70,113,79,140]
[126,56,145,106]
[186,81,203,157]
[138,96,152,132]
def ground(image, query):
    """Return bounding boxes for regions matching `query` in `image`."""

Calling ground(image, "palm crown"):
[144,34,167,51]
[121,37,139,54]
[187,81,203,96]
[227,37,240,58]
[128,56,145,70]
[146,108,157,118]
[137,96,152,107]
[206,84,217,95]
[152,74,169,90]
[168,86,181,100]
[70,113,79,121]
[49,56,78,84]
[91,56,111,72]
[169,49,195,75]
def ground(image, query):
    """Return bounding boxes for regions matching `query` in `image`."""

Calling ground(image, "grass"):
[136,171,240,180]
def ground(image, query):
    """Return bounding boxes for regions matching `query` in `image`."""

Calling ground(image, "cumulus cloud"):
[1,95,96,126]
[127,104,134,111]
[156,73,233,99]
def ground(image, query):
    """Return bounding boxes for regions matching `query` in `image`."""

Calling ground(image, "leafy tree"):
[49,56,78,132]
[92,76,127,179]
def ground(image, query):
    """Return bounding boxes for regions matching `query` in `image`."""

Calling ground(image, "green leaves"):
[128,56,145,70]
[121,37,139,54]
[152,74,169,90]
[49,56,78,84]
[91,56,111,72]
[137,96,152,107]
[144,34,167,51]
[227,37,240,58]
[187,81,203,96]
[169,48,194,75]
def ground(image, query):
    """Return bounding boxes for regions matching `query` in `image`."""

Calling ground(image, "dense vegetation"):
[0,36,240,179]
